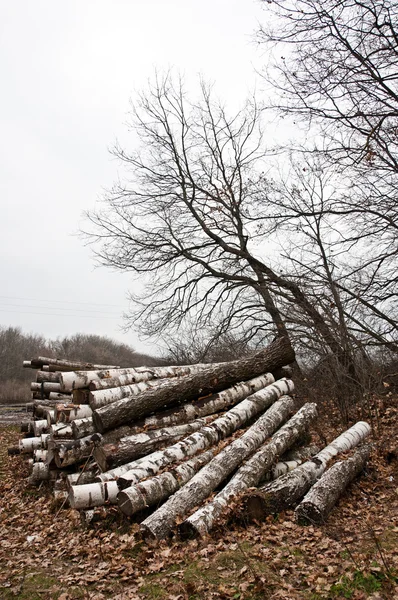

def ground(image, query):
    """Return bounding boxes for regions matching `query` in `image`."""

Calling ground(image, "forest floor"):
[0,394,397,600]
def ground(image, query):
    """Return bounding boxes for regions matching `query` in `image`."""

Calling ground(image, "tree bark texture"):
[239,421,371,520]
[139,395,297,540]
[179,403,318,538]
[36,371,61,383]
[295,444,371,525]
[118,449,216,516]
[59,363,221,392]
[112,378,294,488]
[69,480,119,509]
[30,357,120,370]
[94,415,218,471]
[89,379,167,409]
[263,444,320,482]
[72,417,96,439]
[52,435,100,468]
[93,337,295,432]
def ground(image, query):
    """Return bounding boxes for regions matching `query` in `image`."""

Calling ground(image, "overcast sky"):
[1,0,268,354]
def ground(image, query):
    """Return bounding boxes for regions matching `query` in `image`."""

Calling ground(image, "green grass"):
[330,569,385,598]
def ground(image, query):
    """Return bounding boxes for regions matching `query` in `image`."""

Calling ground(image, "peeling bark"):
[72,417,96,439]
[59,363,220,392]
[94,415,218,471]
[179,403,318,538]
[93,338,295,432]
[114,378,294,488]
[140,395,297,540]
[240,421,371,520]
[118,449,216,516]
[295,445,371,524]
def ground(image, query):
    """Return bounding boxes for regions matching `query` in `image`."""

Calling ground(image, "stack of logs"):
[9,337,372,539]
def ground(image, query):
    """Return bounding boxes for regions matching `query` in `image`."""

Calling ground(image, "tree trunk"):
[51,435,100,468]
[115,378,294,488]
[295,445,371,525]
[94,415,219,471]
[139,395,296,541]
[72,417,96,439]
[118,449,216,516]
[239,421,371,521]
[93,337,295,432]
[32,419,48,436]
[262,444,320,482]
[59,363,220,392]
[30,357,120,370]
[179,403,318,538]
[31,382,62,393]
[89,380,166,409]
[69,480,119,509]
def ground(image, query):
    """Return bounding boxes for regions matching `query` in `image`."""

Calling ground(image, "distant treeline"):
[0,326,163,404]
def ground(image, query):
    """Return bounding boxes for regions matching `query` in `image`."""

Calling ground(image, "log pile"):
[9,337,372,538]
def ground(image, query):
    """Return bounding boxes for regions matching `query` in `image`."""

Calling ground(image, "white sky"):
[0,0,269,354]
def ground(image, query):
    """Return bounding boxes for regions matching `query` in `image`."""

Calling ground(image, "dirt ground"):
[0,395,397,600]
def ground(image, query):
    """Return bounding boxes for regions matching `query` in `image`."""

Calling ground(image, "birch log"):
[59,363,219,392]
[36,371,61,383]
[52,435,100,468]
[72,417,96,439]
[295,444,371,524]
[29,357,120,370]
[69,480,120,509]
[89,380,165,409]
[240,421,371,520]
[264,444,320,481]
[179,403,318,538]
[139,395,296,540]
[93,337,295,432]
[94,415,218,471]
[115,378,294,488]
[118,449,216,516]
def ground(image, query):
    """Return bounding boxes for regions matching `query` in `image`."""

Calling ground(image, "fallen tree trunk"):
[59,363,220,392]
[239,421,371,521]
[263,444,320,482]
[139,395,297,540]
[94,415,219,471]
[179,403,318,538]
[118,449,216,517]
[31,382,62,393]
[51,435,101,468]
[29,357,120,370]
[115,378,294,488]
[72,417,96,439]
[295,444,371,525]
[89,379,166,409]
[93,337,295,432]
[69,480,120,509]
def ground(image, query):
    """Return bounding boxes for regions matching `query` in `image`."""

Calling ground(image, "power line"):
[0,308,120,320]
[0,294,130,309]
[0,302,122,316]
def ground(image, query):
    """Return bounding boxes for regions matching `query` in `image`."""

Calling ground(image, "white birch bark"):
[118,450,216,516]
[94,415,219,471]
[114,378,294,488]
[49,393,72,401]
[29,462,51,483]
[241,421,371,520]
[49,423,74,439]
[45,410,56,426]
[140,395,296,540]
[66,470,98,489]
[180,403,318,538]
[19,436,43,454]
[33,449,48,462]
[32,419,48,436]
[93,340,294,432]
[59,363,219,392]
[295,444,371,524]
[52,435,100,468]
[72,417,96,438]
[69,480,120,509]
[263,445,320,481]
[89,380,164,409]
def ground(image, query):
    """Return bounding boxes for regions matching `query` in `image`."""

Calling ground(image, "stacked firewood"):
[9,338,371,538]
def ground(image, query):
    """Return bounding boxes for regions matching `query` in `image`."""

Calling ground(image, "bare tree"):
[85,73,383,384]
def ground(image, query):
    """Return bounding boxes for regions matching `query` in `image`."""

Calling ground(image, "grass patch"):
[330,569,385,598]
